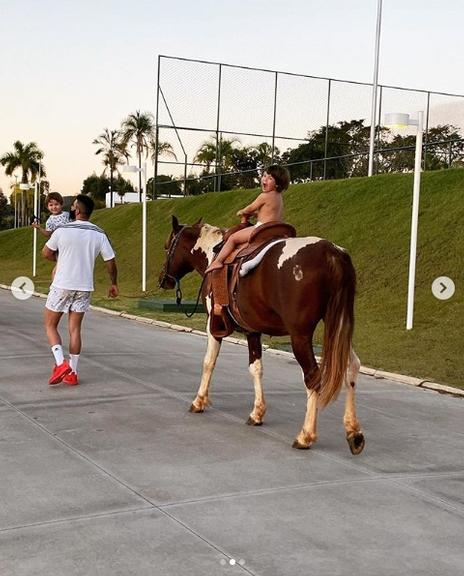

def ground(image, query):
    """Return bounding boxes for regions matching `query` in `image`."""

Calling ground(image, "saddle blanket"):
[239,239,286,277]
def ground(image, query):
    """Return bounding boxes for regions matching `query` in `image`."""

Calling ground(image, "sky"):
[1,0,464,197]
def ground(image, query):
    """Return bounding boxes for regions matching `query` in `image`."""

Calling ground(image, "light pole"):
[368,0,383,177]
[20,182,37,276]
[123,163,147,292]
[384,111,424,330]
[13,175,18,229]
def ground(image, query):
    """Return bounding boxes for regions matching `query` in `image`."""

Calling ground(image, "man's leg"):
[44,307,71,384]
[63,311,85,385]
[68,311,85,355]
[44,308,63,346]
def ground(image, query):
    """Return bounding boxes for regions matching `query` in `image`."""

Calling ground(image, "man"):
[42,194,118,386]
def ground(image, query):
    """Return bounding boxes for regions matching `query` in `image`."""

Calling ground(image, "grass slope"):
[1,170,463,387]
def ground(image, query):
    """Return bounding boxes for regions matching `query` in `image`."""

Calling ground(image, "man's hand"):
[108,284,119,298]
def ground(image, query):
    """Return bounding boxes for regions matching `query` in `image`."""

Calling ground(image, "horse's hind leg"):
[290,333,320,449]
[344,349,365,455]
[190,311,221,413]
[246,332,266,426]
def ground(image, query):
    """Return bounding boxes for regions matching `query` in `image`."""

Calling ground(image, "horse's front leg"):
[189,309,222,413]
[246,332,266,426]
[343,349,365,455]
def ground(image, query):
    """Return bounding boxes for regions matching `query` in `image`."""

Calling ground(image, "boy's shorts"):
[45,287,91,313]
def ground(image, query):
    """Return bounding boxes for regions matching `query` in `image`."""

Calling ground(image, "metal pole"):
[271,72,278,161]
[424,92,430,168]
[142,162,147,292]
[154,55,161,200]
[183,153,188,196]
[323,79,331,180]
[376,85,383,174]
[32,181,38,276]
[14,176,18,228]
[406,111,424,330]
[368,0,383,177]
[215,64,222,192]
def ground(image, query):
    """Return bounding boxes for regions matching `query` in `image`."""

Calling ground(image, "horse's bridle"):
[158,226,185,297]
[159,225,207,315]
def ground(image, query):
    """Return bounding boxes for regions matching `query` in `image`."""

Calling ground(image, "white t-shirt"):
[46,220,115,291]
[45,211,70,231]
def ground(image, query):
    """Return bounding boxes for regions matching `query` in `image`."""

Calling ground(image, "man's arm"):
[105,258,119,298]
[42,245,57,261]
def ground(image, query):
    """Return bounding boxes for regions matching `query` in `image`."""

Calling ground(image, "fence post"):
[154,55,161,199]
[375,85,383,174]
[272,71,278,162]
[424,92,430,169]
[323,79,331,180]
[215,63,222,192]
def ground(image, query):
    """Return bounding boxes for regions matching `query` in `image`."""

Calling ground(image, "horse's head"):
[159,215,223,289]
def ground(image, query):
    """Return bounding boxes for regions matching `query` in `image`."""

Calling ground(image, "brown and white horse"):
[159,216,365,454]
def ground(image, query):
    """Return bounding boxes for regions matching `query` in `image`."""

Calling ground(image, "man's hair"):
[265,164,291,192]
[45,192,64,205]
[75,194,94,217]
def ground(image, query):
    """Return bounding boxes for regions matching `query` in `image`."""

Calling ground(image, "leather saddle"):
[208,221,296,338]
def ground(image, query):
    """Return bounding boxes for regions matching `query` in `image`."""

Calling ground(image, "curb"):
[1,283,462,398]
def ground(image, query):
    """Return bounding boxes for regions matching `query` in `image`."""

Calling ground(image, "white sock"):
[69,354,80,373]
[51,345,64,365]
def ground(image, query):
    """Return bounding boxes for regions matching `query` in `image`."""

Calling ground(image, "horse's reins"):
[159,226,206,318]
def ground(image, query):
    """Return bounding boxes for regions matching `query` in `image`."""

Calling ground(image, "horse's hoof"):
[246,416,263,426]
[347,431,365,455]
[189,404,204,413]
[292,439,312,450]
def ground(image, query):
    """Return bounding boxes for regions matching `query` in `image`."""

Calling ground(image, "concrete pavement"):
[1,288,463,575]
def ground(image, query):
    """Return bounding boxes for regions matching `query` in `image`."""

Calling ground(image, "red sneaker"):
[63,371,79,386]
[48,360,72,385]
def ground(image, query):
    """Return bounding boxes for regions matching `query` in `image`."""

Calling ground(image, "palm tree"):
[93,129,126,207]
[148,138,177,163]
[195,136,239,191]
[253,142,280,169]
[121,111,155,201]
[0,141,46,226]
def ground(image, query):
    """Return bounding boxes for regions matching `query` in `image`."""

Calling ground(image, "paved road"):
[1,288,463,576]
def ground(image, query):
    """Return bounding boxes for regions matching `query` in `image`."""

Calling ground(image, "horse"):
[159,215,365,454]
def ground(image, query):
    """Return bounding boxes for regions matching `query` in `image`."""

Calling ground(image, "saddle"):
[208,221,297,338]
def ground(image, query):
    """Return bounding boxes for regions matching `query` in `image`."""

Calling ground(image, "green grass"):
[1,169,463,388]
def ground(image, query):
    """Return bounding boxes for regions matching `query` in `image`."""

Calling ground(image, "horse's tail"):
[318,249,356,408]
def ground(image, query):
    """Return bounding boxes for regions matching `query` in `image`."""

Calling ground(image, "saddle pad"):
[239,238,286,277]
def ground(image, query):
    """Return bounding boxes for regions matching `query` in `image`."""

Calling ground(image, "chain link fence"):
[153,55,464,195]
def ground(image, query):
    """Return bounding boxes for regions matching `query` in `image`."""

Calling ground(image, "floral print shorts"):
[45,287,91,313]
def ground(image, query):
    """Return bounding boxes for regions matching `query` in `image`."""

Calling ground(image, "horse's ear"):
[172,215,181,233]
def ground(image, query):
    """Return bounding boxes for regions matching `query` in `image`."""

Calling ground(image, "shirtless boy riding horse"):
[205,164,290,274]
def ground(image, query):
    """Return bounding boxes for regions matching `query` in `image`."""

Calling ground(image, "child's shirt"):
[45,212,70,232]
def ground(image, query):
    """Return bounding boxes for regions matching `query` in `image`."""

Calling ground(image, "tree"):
[379,124,464,173]
[0,141,46,226]
[121,111,155,201]
[113,175,134,202]
[194,136,240,191]
[93,129,126,207]
[252,142,281,170]
[282,120,390,181]
[0,189,14,230]
[424,124,464,169]
[81,173,110,208]
[147,175,182,198]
